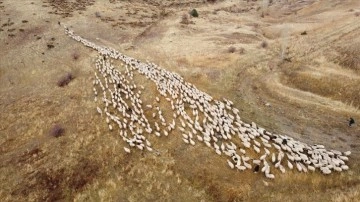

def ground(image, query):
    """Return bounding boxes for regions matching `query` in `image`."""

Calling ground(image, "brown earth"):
[1,0,360,201]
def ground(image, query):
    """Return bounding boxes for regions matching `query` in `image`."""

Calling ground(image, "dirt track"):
[1,0,360,201]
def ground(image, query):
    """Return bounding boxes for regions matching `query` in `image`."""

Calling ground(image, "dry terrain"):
[1,0,360,201]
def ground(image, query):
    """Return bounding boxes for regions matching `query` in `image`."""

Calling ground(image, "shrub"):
[180,13,190,24]
[190,9,199,17]
[49,124,64,138]
[72,52,80,60]
[57,72,74,87]
[260,41,268,48]
[228,46,236,53]
[47,44,55,49]
[238,47,245,54]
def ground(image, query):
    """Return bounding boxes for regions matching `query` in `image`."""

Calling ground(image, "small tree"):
[190,9,199,17]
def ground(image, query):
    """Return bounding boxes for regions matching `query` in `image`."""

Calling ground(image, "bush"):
[190,9,199,17]
[72,52,80,60]
[300,31,307,35]
[180,13,190,24]
[228,46,236,53]
[47,44,55,49]
[260,41,268,48]
[238,47,245,54]
[57,72,74,87]
[49,124,65,138]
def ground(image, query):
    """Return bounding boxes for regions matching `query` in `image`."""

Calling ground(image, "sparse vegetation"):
[282,68,360,108]
[336,42,360,71]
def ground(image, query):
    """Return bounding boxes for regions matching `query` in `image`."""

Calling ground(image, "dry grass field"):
[1,0,360,201]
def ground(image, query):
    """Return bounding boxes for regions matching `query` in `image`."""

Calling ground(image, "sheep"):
[320,167,331,175]
[243,161,252,169]
[253,159,261,165]
[96,107,102,115]
[307,165,315,172]
[287,160,294,169]
[260,153,268,160]
[265,173,275,179]
[65,27,353,181]
[341,165,349,170]
[237,165,247,171]
[296,162,303,172]
[124,147,131,153]
[272,153,276,163]
[279,165,286,173]
[227,160,235,169]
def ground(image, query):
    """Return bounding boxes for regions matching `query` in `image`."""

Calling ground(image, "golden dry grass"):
[1,0,360,201]
[281,66,360,109]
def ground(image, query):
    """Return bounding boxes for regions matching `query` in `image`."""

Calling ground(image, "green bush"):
[190,9,199,17]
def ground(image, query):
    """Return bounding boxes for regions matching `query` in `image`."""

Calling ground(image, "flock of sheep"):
[64,26,351,179]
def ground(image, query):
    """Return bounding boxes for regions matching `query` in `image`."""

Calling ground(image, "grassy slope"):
[1,0,360,201]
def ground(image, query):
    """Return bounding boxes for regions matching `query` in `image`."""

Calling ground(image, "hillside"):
[1,0,360,201]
